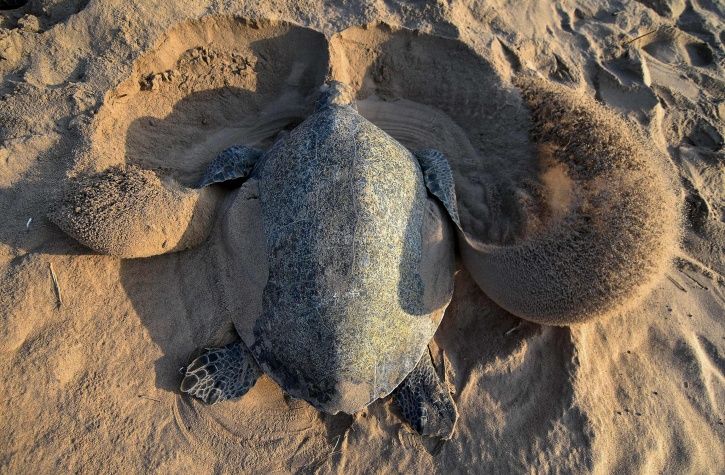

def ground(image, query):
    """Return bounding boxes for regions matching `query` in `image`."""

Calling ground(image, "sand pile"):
[1,1,723,473]
[461,78,680,324]
[49,165,219,258]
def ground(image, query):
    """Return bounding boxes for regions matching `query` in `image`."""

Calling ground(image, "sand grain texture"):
[0,1,723,473]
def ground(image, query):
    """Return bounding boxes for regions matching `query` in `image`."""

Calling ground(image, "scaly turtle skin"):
[181,81,460,438]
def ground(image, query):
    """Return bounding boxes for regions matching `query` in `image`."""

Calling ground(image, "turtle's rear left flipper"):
[392,350,457,439]
[181,341,261,405]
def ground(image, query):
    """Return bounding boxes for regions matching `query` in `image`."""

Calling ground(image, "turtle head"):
[316,81,356,111]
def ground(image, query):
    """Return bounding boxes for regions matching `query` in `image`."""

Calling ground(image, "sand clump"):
[49,165,219,258]
[461,78,681,325]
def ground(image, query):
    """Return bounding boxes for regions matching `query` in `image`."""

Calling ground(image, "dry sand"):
[1,0,723,473]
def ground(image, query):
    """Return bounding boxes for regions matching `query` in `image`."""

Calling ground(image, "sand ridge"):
[49,165,220,258]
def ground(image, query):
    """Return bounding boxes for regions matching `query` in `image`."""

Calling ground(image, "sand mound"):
[461,78,681,325]
[49,165,218,258]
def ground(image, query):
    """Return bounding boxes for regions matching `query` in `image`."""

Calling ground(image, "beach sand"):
[1,1,723,472]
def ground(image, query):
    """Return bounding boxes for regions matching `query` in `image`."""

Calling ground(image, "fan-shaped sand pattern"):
[461,78,680,324]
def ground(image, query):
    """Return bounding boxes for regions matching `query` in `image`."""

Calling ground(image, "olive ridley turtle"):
[176,81,462,438]
[111,80,456,439]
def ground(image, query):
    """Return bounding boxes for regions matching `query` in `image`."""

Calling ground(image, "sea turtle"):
[177,80,462,439]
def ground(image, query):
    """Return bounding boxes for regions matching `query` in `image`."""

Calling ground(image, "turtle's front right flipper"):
[414,149,461,230]
[197,145,263,188]
[181,341,262,405]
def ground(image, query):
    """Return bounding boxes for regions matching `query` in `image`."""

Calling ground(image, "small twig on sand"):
[48,263,63,308]
[329,435,342,456]
[504,322,522,336]
[666,274,687,292]
[623,29,657,45]
[679,271,708,290]
[138,394,162,403]
[26,217,32,230]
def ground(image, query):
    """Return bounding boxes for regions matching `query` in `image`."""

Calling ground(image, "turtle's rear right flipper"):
[181,341,261,404]
[392,349,458,440]
[197,145,263,188]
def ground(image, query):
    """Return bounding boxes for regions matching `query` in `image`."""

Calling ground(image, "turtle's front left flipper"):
[414,149,461,229]
[392,349,458,440]
[181,341,262,405]
[197,145,263,188]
